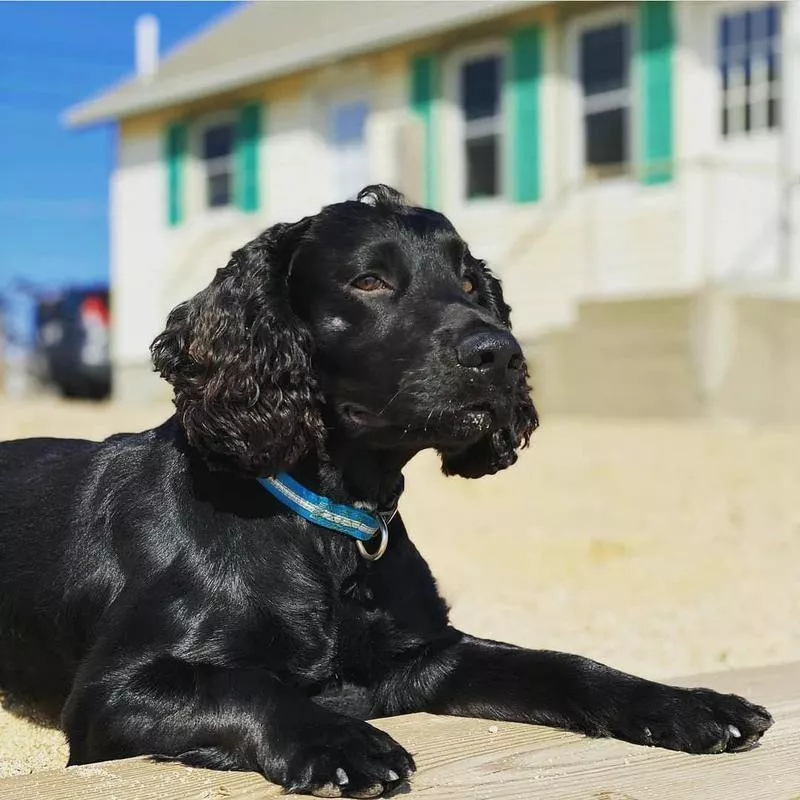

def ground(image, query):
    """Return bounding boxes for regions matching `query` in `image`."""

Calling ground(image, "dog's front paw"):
[619,686,773,754]
[268,717,415,798]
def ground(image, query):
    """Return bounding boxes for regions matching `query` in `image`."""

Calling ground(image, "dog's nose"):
[456,330,523,381]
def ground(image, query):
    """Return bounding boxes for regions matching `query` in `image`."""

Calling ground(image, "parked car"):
[34,287,111,399]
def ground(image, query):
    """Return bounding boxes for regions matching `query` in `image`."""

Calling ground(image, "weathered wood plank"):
[1,662,797,800]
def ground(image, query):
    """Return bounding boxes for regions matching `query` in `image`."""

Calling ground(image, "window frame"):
[193,110,238,215]
[327,95,372,203]
[566,5,638,188]
[716,1,781,140]
[446,39,510,207]
[309,66,375,208]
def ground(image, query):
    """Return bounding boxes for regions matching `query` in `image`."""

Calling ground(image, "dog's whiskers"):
[377,379,425,417]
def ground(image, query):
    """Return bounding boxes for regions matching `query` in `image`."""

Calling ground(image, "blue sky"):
[0,1,238,344]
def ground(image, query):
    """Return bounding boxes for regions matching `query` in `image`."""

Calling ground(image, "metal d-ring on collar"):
[356,514,389,561]
[355,507,397,562]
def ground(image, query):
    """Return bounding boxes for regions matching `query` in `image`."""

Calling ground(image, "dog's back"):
[0,432,159,716]
[0,437,103,713]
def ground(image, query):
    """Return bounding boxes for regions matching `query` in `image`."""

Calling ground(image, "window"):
[201,121,235,208]
[460,53,504,199]
[579,22,631,179]
[718,3,781,137]
[329,100,370,201]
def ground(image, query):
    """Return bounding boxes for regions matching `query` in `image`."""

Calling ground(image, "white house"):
[67,0,800,419]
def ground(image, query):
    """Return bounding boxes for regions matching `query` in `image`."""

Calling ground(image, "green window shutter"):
[236,102,263,213]
[410,54,439,208]
[638,0,674,185]
[164,121,187,227]
[509,25,543,203]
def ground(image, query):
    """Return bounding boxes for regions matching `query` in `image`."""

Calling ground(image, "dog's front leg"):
[377,631,773,754]
[64,657,414,797]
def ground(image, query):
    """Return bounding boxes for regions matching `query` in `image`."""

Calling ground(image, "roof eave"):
[64,0,542,128]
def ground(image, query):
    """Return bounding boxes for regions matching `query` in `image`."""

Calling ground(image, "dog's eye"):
[462,275,477,294]
[351,274,389,292]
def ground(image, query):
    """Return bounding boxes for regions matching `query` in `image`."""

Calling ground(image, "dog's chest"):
[302,570,405,711]
[242,558,405,686]
[238,522,447,691]
[330,569,403,681]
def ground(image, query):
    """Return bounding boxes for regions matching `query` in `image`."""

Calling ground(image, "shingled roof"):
[66,0,540,127]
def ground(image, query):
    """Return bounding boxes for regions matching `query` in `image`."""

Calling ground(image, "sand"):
[1,398,798,776]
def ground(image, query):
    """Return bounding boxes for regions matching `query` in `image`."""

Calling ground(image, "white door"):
[328,99,370,202]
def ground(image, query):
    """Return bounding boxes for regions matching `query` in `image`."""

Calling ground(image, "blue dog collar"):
[258,473,400,560]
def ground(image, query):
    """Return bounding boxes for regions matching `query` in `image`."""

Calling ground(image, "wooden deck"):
[1,662,797,800]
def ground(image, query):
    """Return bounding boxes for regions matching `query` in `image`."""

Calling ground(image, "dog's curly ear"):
[439,261,539,479]
[151,219,325,476]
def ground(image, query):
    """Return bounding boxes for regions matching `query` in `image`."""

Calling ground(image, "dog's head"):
[152,185,538,479]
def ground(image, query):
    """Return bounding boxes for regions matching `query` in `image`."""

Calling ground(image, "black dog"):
[0,186,772,797]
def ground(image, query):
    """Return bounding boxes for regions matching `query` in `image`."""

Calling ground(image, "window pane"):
[206,158,232,178]
[768,96,780,128]
[727,102,745,135]
[207,172,231,207]
[581,23,628,96]
[768,50,779,83]
[461,56,502,121]
[585,108,626,168]
[465,135,499,198]
[719,15,730,53]
[203,124,234,160]
[328,100,370,202]
[332,142,370,201]
[750,7,769,44]
[767,4,780,37]
[730,12,746,48]
[330,101,368,145]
